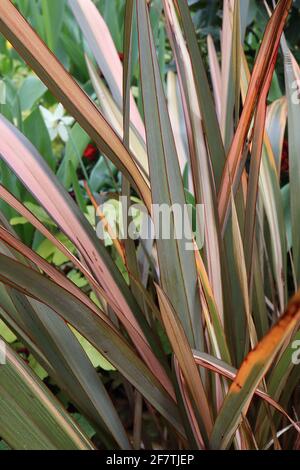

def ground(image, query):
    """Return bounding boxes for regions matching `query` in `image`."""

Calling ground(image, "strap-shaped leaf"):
[0,342,93,450]
[136,0,202,348]
[1,287,130,449]
[0,0,150,209]
[68,0,145,142]
[210,290,300,449]
[0,114,171,394]
[156,285,212,444]
[0,253,183,437]
[176,0,226,190]
[282,39,300,285]
[218,0,292,230]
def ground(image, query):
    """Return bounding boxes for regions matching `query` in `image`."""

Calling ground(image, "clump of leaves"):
[0,0,299,450]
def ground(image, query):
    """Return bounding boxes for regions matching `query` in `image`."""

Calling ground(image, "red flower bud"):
[83,143,98,161]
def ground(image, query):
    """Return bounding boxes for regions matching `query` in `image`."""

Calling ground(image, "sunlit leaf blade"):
[0,342,93,450]
[167,71,189,175]
[210,289,300,449]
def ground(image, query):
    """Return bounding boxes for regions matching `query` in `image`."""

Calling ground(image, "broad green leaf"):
[0,319,16,343]
[69,326,115,371]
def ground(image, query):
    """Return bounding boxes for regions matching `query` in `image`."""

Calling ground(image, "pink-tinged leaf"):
[156,284,213,444]
[68,0,145,142]
[0,0,150,210]
[0,115,173,398]
[243,50,275,282]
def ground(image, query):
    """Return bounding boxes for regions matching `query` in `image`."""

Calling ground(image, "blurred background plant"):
[0,0,299,450]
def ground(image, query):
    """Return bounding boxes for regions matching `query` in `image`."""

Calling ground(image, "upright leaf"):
[136,0,202,348]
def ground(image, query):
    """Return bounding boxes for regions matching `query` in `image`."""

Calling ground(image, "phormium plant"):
[0,0,299,450]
